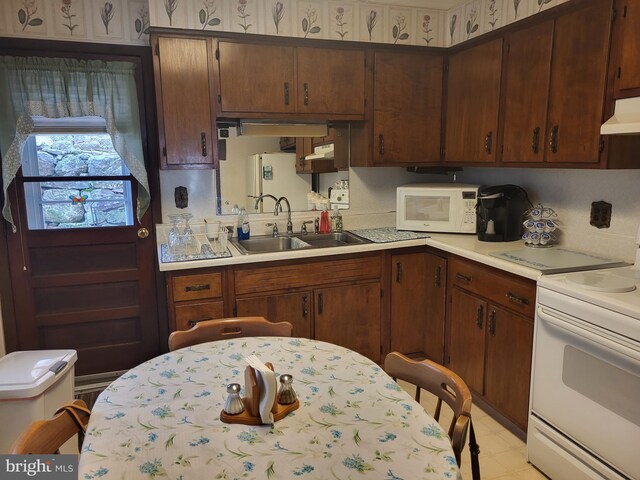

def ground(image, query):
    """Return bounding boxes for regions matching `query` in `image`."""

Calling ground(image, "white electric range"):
[528,265,640,480]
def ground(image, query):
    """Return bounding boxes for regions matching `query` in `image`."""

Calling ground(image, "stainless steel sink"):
[230,232,369,255]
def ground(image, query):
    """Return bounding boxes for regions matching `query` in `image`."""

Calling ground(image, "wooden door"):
[314,282,381,362]
[545,0,612,164]
[613,1,640,98]
[424,254,446,363]
[501,21,553,163]
[447,287,486,394]
[217,41,295,114]
[374,52,443,165]
[6,196,159,376]
[484,304,533,430]
[154,36,215,168]
[296,47,365,116]
[236,291,312,338]
[445,38,502,163]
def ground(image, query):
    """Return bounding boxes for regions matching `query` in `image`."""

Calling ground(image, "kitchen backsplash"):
[1,0,569,47]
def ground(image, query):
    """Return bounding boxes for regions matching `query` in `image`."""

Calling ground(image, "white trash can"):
[0,350,77,453]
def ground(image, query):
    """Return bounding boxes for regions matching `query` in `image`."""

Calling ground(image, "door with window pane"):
[4,119,159,376]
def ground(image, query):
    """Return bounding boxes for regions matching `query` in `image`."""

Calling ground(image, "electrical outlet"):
[590,201,611,229]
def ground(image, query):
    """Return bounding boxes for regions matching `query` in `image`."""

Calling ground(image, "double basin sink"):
[230,232,370,255]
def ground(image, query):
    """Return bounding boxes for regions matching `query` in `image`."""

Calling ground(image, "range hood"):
[600,97,640,135]
[238,120,328,137]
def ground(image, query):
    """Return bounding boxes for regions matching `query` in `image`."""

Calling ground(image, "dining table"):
[79,337,461,479]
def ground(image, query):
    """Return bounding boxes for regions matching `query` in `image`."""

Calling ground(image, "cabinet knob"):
[435,266,442,288]
[378,134,384,155]
[456,272,472,284]
[506,291,529,306]
[532,127,540,154]
[284,82,290,106]
[317,292,324,314]
[476,305,484,329]
[303,82,309,106]
[489,310,496,336]
[484,131,493,154]
[395,262,402,283]
[550,125,559,153]
[302,294,308,319]
[201,132,207,157]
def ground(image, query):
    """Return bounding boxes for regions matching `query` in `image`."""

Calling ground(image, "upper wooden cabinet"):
[373,51,443,165]
[445,38,503,164]
[216,40,365,118]
[611,1,640,98]
[152,35,217,169]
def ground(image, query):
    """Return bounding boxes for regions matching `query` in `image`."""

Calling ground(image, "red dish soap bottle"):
[319,205,331,233]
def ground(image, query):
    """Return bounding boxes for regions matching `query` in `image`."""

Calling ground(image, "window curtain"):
[0,56,150,230]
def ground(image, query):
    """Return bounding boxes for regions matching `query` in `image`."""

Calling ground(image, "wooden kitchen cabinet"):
[445,38,502,164]
[390,251,446,362]
[216,40,365,118]
[236,291,312,338]
[611,1,640,98]
[446,255,535,431]
[152,35,216,169]
[167,270,225,332]
[233,254,383,362]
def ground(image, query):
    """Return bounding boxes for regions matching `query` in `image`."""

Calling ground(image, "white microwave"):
[396,183,479,233]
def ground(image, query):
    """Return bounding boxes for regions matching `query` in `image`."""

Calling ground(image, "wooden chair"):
[168,316,294,351]
[384,352,479,476]
[9,399,91,454]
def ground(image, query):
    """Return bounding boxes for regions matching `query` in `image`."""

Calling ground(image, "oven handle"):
[537,307,640,362]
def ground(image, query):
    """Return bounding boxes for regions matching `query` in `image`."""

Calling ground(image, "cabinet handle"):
[303,83,309,106]
[184,284,210,292]
[187,318,212,328]
[476,305,484,329]
[456,272,472,283]
[317,292,323,315]
[506,291,530,306]
[489,310,496,336]
[484,131,493,154]
[284,82,289,105]
[435,266,442,288]
[550,125,559,153]
[302,294,308,319]
[396,262,402,283]
[532,127,540,154]
[201,132,207,157]
[378,134,384,155]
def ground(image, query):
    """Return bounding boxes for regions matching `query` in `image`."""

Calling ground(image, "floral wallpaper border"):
[0,0,570,48]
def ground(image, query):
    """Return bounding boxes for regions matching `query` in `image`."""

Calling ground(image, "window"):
[20,117,135,230]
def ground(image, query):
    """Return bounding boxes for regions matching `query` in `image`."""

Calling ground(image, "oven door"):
[530,304,640,479]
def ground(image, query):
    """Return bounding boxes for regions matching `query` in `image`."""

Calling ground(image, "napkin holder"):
[220,362,299,425]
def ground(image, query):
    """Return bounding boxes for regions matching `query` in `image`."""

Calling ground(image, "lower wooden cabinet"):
[236,291,312,339]
[167,270,225,332]
[390,251,446,362]
[446,256,535,431]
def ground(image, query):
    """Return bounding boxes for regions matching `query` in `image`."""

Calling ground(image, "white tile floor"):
[398,380,549,480]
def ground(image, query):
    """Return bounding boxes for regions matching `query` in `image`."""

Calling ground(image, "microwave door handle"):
[537,307,640,363]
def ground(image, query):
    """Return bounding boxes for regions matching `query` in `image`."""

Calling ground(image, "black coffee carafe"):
[477,185,530,242]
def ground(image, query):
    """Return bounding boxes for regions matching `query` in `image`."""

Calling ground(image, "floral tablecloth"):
[79,338,461,480]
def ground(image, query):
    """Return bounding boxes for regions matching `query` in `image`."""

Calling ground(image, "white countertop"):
[158,231,543,280]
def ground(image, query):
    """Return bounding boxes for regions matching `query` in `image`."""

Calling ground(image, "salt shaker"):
[277,374,297,405]
[224,383,244,415]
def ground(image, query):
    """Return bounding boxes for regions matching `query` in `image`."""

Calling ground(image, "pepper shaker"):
[224,383,244,415]
[277,374,297,405]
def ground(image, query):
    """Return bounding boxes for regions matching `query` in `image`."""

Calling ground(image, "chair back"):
[168,316,294,351]
[10,399,91,454]
[384,352,473,466]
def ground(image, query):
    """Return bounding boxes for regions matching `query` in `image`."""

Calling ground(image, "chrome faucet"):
[253,193,279,212]
[275,196,293,234]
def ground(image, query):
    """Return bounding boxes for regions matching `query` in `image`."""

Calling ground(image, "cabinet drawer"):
[235,255,381,296]
[449,256,535,317]
[175,301,225,331]
[172,273,223,302]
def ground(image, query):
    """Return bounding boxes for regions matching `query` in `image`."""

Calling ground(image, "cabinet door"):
[374,52,443,165]
[445,38,502,163]
[613,1,640,98]
[447,287,486,394]
[501,21,553,163]
[217,41,295,114]
[236,291,312,339]
[296,47,365,116]
[155,36,215,168]
[314,282,381,362]
[424,254,447,363]
[545,1,612,164]
[175,301,225,331]
[484,304,533,430]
